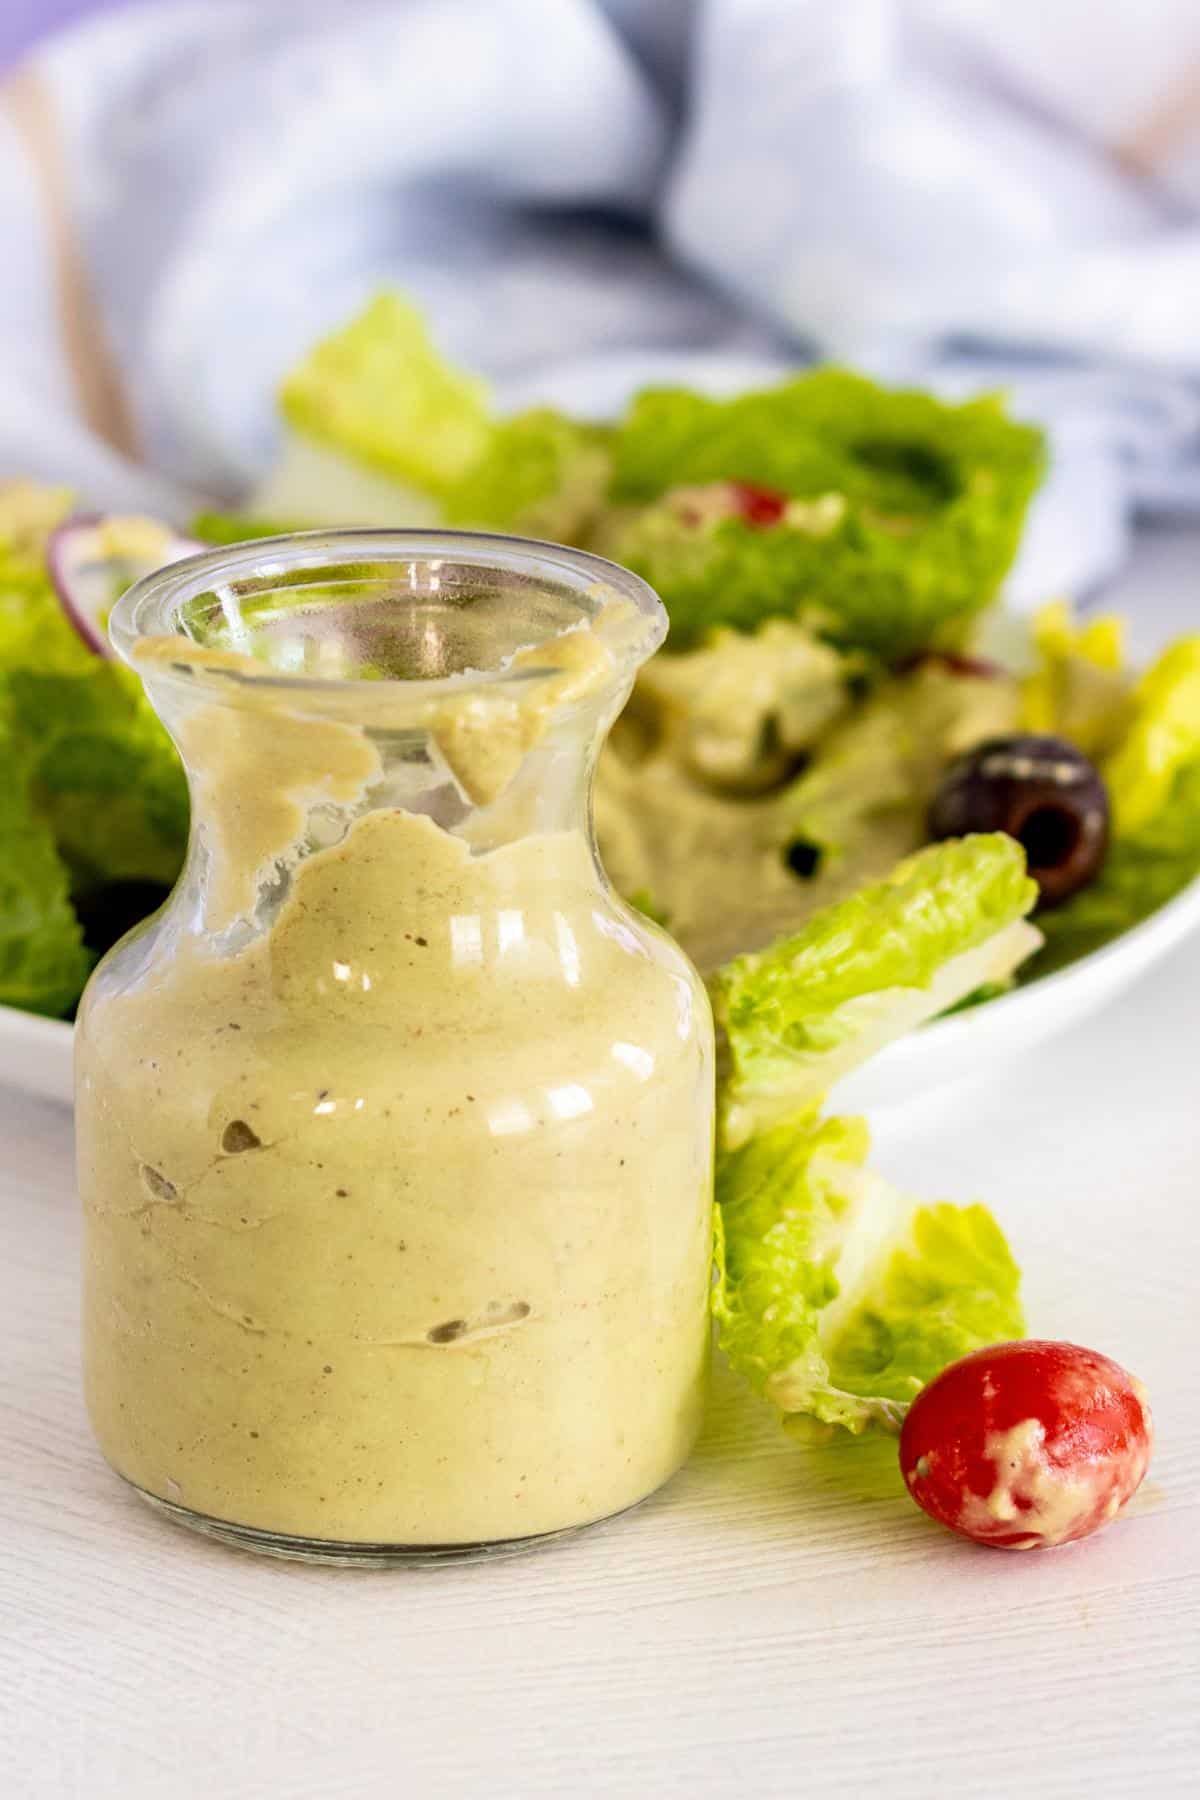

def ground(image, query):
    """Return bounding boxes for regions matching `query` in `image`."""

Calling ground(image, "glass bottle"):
[76,531,714,1565]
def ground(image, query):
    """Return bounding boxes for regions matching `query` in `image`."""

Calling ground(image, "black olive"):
[928,734,1109,908]
[785,839,823,879]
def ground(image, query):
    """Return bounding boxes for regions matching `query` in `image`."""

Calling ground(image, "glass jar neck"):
[113,531,663,942]
[143,670,623,943]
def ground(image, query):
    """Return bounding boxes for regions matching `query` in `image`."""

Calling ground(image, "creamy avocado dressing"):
[78,540,714,1555]
[597,645,1021,970]
[959,1418,1152,1548]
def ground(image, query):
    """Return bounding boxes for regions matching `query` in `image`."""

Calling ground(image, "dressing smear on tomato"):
[899,1340,1153,1550]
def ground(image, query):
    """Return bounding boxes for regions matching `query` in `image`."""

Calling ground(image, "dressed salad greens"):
[0,489,188,1016]
[256,292,1200,977]
[1,294,1196,1447]
[5,293,1200,1017]
[710,835,1034,1435]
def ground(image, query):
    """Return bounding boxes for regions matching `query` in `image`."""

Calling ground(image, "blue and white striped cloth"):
[2,0,1199,605]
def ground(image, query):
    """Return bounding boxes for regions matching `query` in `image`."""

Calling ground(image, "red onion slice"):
[46,514,203,657]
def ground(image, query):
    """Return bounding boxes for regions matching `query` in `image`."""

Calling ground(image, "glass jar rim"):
[109,527,667,696]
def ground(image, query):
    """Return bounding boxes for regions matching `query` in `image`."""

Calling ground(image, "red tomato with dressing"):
[729,480,788,527]
[899,1340,1153,1550]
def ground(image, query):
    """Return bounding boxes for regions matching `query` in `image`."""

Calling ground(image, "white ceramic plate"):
[5,870,1200,1113]
[836,869,1200,1114]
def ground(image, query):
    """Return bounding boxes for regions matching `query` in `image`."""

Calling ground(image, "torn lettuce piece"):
[0,481,75,558]
[7,667,188,892]
[0,487,189,907]
[266,296,610,536]
[1020,600,1131,759]
[608,372,1045,657]
[599,501,815,646]
[711,837,1029,1437]
[444,408,612,541]
[276,292,492,504]
[265,301,1043,659]
[632,619,854,794]
[0,484,87,676]
[1104,635,1200,834]
[0,733,92,1016]
[714,835,1040,1147]
[1033,756,1200,975]
[713,1111,1024,1435]
[780,661,1020,864]
[1026,633,1200,976]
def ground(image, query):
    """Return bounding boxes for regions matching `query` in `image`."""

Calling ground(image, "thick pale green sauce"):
[79,612,713,1546]
[78,809,713,1543]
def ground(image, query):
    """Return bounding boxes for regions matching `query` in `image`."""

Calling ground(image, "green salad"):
[0,489,188,1017]
[3,294,1198,1443]
[6,291,1200,1017]
[710,833,1034,1437]
[258,292,1200,975]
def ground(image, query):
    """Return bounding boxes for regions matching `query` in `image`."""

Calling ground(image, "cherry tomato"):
[729,480,788,527]
[899,1340,1153,1550]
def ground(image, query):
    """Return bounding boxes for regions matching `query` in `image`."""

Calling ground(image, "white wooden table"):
[2,532,1198,1799]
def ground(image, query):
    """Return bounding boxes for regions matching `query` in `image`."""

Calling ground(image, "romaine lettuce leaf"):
[780,661,1021,865]
[1104,635,1200,833]
[1020,599,1131,759]
[607,372,1045,656]
[278,292,492,498]
[0,488,188,913]
[444,408,612,540]
[6,668,188,891]
[713,1111,1024,1435]
[1021,634,1200,976]
[269,301,1043,658]
[713,835,1040,1146]
[1033,755,1200,974]
[0,486,89,676]
[601,503,837,646]
[0,731,91,1017]
[632,618,853,792]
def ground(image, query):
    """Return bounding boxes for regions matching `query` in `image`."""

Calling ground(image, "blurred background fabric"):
[3,0,1200,603]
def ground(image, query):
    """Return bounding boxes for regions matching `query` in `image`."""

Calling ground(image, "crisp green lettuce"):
[633,618,853,792]
[0,730,91,1016]
[713,1111,1024,1435]
[1020,600,1131,759]
[607,372,1045,656]
[270,299,1043,659]
[714,835,1040,1147]
[5,669,187,891]
[1104,636,1200,833]
[0,489,91,677]
[711,838,1030,1436]
[602,503,843,647]
[1033,756,1200,975]
[278,292,493,497]
[779,661,1020,865]
[1024,635,1200,976]
[0,491,188,1000]
[272,295,612,537]
[778,691,917,861]
[444,408,612,540]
